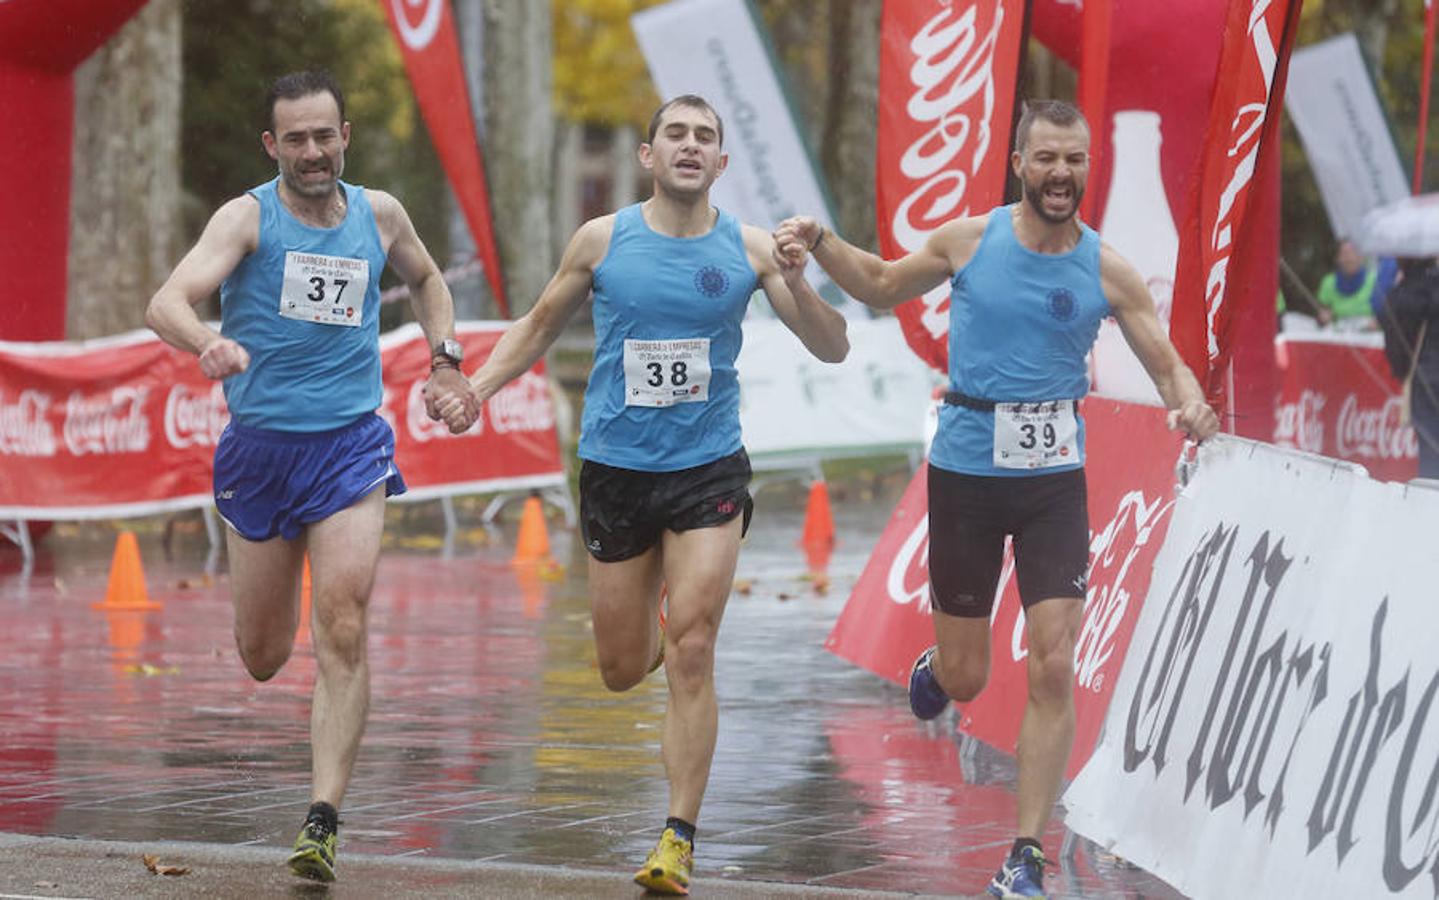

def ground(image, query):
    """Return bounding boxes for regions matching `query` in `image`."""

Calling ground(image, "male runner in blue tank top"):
[436,95,849,895]
[145,71,476,884]
[776,100,1219,899]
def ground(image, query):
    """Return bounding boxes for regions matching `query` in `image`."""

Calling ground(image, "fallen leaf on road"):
[141,854,190,876]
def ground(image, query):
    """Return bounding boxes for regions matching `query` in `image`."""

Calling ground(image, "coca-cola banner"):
[827,398,1183,776]
[876,0,1029,372]
[0,322,563,519]
[1065,435,1439,899]
[381,0,508,316]
[1169,0,1302,410]
[1273,334,1418,483]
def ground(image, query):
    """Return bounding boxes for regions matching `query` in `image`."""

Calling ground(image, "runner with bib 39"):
[775,99,1218,899]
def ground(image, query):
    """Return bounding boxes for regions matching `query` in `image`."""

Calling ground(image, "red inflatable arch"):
[0,0,151,341]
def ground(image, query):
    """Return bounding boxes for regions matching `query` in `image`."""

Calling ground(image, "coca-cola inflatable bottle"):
[1092,110,1179,406]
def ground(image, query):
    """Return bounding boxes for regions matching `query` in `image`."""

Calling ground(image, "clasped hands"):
[424,366,481,434]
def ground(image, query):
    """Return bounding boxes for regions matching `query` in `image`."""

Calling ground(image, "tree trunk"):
[447,0,490,320]
[822,0,881,252]
[67,0,182,339]
[482,0,553,317]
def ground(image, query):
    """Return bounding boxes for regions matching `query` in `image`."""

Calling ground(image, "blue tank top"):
[219,179,386,432]
[578,203,757,471]
[929,205,1110,477]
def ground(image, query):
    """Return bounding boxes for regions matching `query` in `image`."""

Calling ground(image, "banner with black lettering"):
[1065,436,1439,898]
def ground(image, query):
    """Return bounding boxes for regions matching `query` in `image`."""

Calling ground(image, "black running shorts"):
[927,465,1089,618]
[579,448,754,562]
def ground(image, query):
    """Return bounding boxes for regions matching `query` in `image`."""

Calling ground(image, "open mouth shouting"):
[1028,177,1082,223]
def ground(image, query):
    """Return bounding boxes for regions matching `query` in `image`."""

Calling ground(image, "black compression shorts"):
[927,465,1089,617]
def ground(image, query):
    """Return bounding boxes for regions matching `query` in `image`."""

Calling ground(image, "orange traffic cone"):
[93,531,161,611]
[296,555,312,646]
[800,479,835,550]
[512,494,551,565]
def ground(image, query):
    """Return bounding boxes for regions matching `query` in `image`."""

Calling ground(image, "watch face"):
[438,339,463,362]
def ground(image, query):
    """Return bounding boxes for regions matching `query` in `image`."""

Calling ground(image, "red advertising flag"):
[382,0,509,317]
[1169,0,1303,411]
[876,0,1030,372]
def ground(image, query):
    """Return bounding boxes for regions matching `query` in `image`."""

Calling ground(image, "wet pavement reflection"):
[0,489,1182,897]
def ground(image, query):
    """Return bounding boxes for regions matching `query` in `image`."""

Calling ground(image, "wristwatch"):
[432,338,463,369]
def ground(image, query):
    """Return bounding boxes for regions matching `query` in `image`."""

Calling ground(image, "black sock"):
[666,816,696,846]
[1011,837,1041,858]
[307,801,339,834]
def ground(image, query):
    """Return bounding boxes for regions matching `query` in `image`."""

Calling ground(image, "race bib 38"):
[623,338,711,407]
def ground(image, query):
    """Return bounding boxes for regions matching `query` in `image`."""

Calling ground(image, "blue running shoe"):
[987,845,1047,898]
[908,646,951,720]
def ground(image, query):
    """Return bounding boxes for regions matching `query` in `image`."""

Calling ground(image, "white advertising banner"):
[1065,436,1439,899]
[631,0,860,314]
[1285,33,1410,241]
[737,318,935,463]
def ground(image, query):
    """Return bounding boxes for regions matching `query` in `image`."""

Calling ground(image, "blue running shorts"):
[213,412,406,542]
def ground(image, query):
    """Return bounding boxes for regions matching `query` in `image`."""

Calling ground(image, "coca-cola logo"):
[405,379,482,443]
[1273,389,1326,454]
[891,4,1003,250]
[164,383,228,449]
[1335,393,1418,461]
[1073,490,1174,693]
[1199,2,1288,362]
[0,389,58,457]
[63,387,150,456]
[885,518,932,614]
[889,3,1008,343]
[488,373,555,434]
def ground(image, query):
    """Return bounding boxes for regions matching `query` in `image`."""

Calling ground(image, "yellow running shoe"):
[633,827,692,895]
[286,820,337,882]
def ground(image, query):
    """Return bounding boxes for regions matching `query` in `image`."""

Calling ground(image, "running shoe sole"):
[287,846,336,883]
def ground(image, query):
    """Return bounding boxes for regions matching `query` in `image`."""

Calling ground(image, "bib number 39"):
[623,338,711,407]
[993,400,1079,469]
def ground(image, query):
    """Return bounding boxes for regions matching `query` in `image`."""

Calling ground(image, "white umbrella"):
[1356,192,1439,258]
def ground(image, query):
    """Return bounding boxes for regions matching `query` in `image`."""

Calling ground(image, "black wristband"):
[808,228,825,253]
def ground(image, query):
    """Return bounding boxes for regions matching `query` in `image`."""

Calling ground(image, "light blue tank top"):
[578,203,757,471]
[929,205,1110,476]
[219,179,386,432]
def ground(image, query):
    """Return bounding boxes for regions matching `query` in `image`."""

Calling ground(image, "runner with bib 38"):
[436,94,848,896]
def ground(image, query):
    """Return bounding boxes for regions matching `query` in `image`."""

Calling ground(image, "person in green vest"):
[1315,239,1396,329]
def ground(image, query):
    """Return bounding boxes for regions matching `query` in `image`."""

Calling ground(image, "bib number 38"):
[623,338,711,407]
[992,400,1079,469]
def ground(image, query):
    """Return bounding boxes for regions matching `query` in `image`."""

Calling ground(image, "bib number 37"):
[623,338,711,407]
[279,251,370,328]
[992,400,1079,469]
